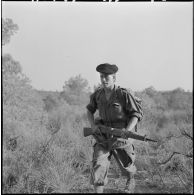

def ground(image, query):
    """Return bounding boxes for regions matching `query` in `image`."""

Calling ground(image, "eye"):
[113,103,120,106]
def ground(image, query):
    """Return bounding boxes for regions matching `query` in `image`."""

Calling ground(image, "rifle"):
[83,126,157,143]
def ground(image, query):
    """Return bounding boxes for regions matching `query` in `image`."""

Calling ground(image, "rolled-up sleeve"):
[86,92,97,114]
[125,92,143,121]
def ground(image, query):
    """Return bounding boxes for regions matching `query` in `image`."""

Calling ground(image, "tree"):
[60,74,90,105]
[2,54,22,76]
[167,89,192,110]
[62,74,90,95]
[2,18,19,46]
[2,18,50,194]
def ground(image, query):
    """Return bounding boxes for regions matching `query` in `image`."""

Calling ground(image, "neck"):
[104,84,115,93]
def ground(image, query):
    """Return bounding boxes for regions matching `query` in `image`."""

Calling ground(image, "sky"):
[2,1,193,92]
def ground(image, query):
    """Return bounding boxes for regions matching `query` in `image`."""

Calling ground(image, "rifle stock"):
[83,127,157,143]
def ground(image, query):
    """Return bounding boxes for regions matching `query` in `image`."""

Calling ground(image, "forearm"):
[126,117,138,132]
[87,110,96,128]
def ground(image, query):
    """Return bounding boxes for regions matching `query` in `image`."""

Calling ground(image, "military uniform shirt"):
[86,85,143,128]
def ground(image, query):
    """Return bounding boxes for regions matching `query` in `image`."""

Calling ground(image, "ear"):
[113,74,116,82]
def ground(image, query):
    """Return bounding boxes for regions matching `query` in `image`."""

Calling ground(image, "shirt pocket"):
[97,99,106,117]
[112,102,123,113]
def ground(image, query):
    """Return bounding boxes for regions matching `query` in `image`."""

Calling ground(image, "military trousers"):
[90,137,136,186]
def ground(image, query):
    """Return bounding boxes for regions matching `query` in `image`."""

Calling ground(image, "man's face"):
[100,73,115,89]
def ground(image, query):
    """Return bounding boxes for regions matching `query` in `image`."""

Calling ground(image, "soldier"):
[86,63,143,193]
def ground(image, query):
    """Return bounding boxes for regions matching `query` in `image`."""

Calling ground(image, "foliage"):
[60,74,91,105]
[3,17,193,193]
[2,18,19,46]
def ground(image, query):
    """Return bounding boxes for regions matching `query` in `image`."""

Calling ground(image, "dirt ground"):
[70,169,191,194]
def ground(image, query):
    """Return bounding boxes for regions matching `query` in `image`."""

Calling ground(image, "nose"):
[102,77,106,82]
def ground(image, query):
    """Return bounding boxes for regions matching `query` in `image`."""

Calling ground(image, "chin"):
[103,84,109,88]
[102,83,114,89]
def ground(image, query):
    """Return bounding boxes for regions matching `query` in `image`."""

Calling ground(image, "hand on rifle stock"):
[96,125,126,138]
[92,124,113,137]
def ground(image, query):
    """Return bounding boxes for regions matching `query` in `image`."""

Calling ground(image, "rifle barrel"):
[145,138,157,143]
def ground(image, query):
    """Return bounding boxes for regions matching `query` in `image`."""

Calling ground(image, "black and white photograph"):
[2,0,193,193]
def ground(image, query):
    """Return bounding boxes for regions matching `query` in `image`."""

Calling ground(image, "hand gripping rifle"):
[83,126,157,143]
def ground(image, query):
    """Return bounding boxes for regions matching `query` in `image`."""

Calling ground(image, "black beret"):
[96,63,118,74]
